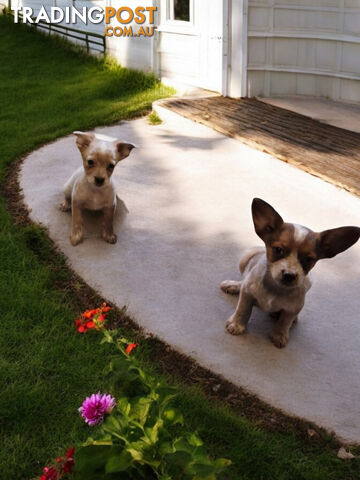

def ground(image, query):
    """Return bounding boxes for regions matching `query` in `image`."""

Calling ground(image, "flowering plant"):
[39,447,75,480]
[39,304,230,480]
[74,303,110,333]
[74,319,231,480]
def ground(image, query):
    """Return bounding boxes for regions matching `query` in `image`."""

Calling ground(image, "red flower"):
[41,467,59,480]
[75,303,111,333]
[125,343,138,355]
[39,446,75,480]
[62,457,74,474]
[82,309,98,319]
[65,446,75,459]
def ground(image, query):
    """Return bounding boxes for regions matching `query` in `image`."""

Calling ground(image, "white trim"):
[248,31,360,45]
[151,27,159,76]
[156,25,199,35]
[333,0,346,100]
[264,0,274,97]
[249,4,360,14]
[158,0,196,35]
[247,65,360,82]
[221,0,229,96]
[167,0,194,25]
[241,0,248,97]
[228,0,248,97]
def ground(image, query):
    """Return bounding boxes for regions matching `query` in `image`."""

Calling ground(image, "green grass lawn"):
[0,14,359,480]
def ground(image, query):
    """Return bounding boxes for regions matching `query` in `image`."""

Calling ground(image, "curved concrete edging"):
[20,105,360,443]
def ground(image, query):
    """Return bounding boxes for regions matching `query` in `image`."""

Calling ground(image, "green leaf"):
[159,441,174,456]
[186,462,215,476]
[173,437,193,454]
[187,433,203,447]
[126,446,143,461]
[144,426,159,444]
[104,414,121,430]
[130,396,152,425]
[214,458,232,471]
[164,450,193,472]
[163,408,184,426]
[128,365,147,382]
[118,337,130,344]
[193,474,216,480]
[75,445,115,474]
[117,397,131,416]
[105,449,133,473]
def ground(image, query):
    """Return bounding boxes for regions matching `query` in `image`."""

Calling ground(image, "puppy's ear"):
[317,226,360,259]
[251,198,284,241]
[73,131,95,152]
[114,141,136,162]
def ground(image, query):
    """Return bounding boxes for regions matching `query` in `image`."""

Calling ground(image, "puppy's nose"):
[95,177,105,186]
[282,271,297,284]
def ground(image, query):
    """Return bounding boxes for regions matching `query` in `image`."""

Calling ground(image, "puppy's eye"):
[87,159,94,167]
[107,163,115,171]
[273,246,284,256]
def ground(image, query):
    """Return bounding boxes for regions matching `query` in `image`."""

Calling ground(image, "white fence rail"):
[10,0,107,53]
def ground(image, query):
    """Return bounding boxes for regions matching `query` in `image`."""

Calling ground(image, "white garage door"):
[246,0,360,103]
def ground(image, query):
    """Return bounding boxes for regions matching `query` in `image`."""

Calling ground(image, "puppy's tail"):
[239,247,264,274]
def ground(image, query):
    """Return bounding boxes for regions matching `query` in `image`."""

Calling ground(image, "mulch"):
[158,96,360,197]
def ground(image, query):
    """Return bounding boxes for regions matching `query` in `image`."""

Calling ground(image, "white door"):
[158,0,226,94]
[199,0,226,93]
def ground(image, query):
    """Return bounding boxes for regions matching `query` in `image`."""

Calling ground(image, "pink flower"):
[79,392,116,426]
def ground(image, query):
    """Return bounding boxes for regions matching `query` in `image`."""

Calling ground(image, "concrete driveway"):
[20,105,360,443]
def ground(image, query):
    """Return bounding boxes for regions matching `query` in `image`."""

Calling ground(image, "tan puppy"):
[60,131,135,246]
[221,198,360,348]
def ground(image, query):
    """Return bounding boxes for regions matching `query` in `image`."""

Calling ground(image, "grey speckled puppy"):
[221,198,360,348]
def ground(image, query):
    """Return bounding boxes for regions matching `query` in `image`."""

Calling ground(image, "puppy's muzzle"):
[281,270,297,286]
[95,176,105,187]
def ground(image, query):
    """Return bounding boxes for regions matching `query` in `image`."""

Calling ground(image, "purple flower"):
[79,392,116,426]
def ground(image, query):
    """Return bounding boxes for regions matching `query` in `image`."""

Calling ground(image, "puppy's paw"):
[70,233,83,246]
[225,316,246,335]
[270,331,289,349]
[220,280,241,295]
[103,233,117,244]
[59,202,71,212]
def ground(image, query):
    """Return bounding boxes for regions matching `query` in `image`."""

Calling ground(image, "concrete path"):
[20,105,360,443]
